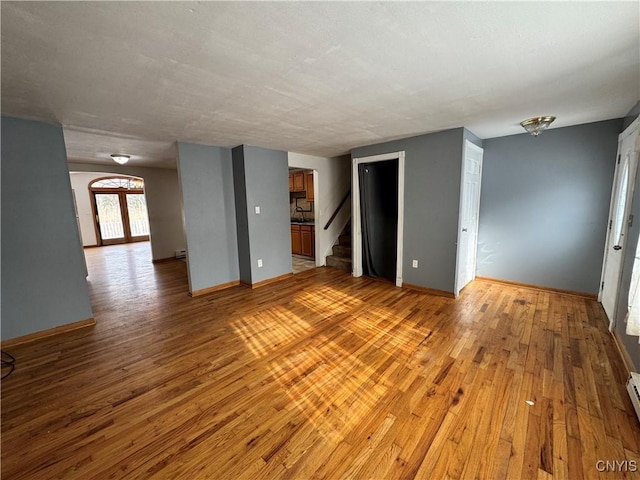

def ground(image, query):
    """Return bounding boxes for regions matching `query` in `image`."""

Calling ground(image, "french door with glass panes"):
[93,190,150,245]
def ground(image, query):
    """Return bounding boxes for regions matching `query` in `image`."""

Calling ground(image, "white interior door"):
[601,119,640,326]
[455,140,484,295]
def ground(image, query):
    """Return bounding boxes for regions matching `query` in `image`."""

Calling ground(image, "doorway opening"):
[359,159,398,282]
[90,176,150,246]
[288,167,318,274]
[352,151,405,286]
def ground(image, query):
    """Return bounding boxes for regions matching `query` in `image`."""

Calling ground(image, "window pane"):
[613,157,630,246]
[91,177,144,189]
[95,194,124,240]
[126,194,150,237]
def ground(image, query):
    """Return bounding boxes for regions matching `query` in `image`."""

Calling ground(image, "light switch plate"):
[255,206,261,214]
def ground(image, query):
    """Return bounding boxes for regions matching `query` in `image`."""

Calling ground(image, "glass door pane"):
[612,157,630,246]
[126,193,150,237]
[95,193,125,241]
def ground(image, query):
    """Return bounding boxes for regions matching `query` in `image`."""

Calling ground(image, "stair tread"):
[326,255,352,262]
[326,255,352,273]
[338,236,351,246]
[332,245,351,258]
[327,218,352,272]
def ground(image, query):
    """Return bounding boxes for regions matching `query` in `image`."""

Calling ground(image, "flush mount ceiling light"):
[110,154,130,165]
[520,116,556,137]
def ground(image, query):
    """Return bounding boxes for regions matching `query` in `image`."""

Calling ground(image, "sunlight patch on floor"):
[294,285,363,315]
[230,280,442,450]
[231,306,312,359]
[269,340,386,443]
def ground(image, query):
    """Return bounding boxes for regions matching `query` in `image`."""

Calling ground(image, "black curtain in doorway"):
[358,159,398,281]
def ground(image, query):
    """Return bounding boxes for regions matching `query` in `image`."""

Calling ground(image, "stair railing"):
[324,191,350,230]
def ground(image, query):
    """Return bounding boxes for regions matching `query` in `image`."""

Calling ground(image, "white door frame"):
[352,151,405,287]
[598,116,640,330]
[312,169,320,265]
[454,140,484,297]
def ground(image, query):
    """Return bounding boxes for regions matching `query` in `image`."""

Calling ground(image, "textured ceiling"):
[2,2,639,168]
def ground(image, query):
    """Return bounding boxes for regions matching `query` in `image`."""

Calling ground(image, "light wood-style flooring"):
[2,242,639,479]
[292,255,316,274]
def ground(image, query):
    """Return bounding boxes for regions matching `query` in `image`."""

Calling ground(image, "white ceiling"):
[2,2,638,168]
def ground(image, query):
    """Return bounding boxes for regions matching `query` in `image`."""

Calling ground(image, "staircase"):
[326,222,352,272]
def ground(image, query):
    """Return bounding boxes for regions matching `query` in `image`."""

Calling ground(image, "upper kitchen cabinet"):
[291,171,305,192]
[288,169,314,201]
[305,171,314,201]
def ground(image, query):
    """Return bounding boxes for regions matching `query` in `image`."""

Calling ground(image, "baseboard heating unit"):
[627,372,640,423]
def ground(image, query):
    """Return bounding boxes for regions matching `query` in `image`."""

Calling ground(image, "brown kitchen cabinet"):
[288,174,294,192]
[291,172,305,192]
[300,225,314,256]
[291,225,302,254]
[305,172,314,201]
[291,224,314,258]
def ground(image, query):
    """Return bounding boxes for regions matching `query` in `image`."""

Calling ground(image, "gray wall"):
[478,119,622,294]
[463,128,483,149]
[68,163,185,260]
[233,145,292,284]
[1,117,93,340]
[623,100,640,130]
[352,128,465,293]
[176,142,239,293]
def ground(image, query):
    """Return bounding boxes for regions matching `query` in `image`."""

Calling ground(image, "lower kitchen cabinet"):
[291,224,314,258]
[300,226,313,256]
[291,225,302,255]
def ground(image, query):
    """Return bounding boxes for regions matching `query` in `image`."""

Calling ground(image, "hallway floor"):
[292,254,316,274]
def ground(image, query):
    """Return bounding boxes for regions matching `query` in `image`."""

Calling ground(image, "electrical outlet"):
[255,206,261,214]
[412,259,418,268]
[257,259,263,268]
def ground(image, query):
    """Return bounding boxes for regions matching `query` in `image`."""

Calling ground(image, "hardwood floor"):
[2,243,639,479]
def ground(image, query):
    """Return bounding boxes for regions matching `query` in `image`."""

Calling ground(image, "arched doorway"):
[90,176,150,245]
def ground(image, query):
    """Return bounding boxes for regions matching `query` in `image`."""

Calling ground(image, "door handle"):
[613,245,622,250]
[462,228,468,232]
